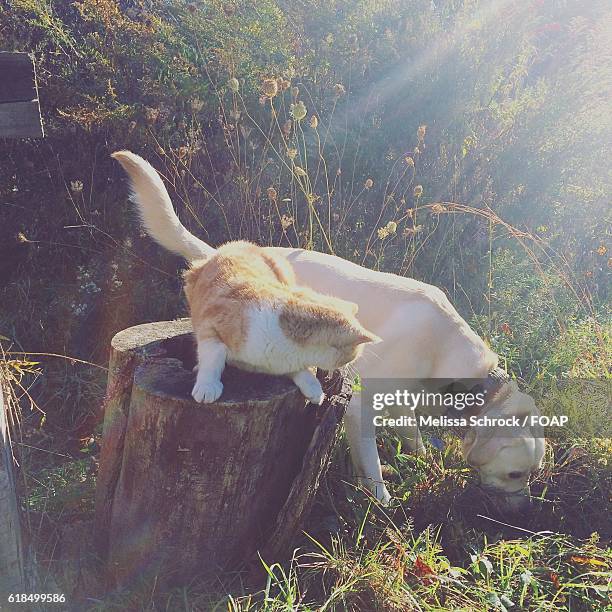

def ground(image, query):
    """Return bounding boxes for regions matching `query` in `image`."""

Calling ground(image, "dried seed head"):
[266,186,277,202]
[286,148,298,160]
[403,224,423,237]
[144,106,159,124]
[277,77,290,91]
[386,221,397,234]
[364,178,373,189]
[262,78,279,98]
[309,115,318,129]
[190,97,204,111]
[413,185,423,198]
[282,119,292,137]
[227,77,239,93]
[280,214,294,230]
[333,83,346,96]
[417,124,427,141]
[293,165,308,177]
[404,156,414,167]
[291,86,299,100]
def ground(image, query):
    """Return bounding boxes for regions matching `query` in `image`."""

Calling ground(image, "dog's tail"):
[111,150,215,261]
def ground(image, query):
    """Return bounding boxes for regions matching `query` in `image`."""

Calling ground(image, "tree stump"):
[94,320,351,586]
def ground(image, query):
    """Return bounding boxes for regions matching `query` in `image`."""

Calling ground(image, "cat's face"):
[279,293,381,371]
[327,327,378,369]
[306,311,381,370]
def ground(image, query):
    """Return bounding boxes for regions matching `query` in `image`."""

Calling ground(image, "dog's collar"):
[443,367,511,437]
[470,367,511,408]
[444,367,510,417]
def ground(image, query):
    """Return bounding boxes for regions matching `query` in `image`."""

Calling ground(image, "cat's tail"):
[111,150,215,261]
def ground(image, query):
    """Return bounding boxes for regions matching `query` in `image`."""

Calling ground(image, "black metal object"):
[0,52,44,138]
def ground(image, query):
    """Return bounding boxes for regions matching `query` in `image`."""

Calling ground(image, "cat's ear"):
[345,326,382,346]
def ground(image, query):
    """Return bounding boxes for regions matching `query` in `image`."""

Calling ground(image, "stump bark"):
[94,320,350,585]
[0,379,25,594]
[0,377,45,606]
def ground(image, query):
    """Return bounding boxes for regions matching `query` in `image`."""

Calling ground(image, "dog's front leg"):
[344,396,391,505]
[387,403,426,455]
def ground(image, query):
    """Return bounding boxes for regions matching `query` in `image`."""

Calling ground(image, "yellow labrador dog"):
[113,151,545,512]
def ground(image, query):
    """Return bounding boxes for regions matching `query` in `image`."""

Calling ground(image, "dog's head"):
[462,381,545,513]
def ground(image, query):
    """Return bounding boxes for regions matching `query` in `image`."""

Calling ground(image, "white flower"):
[70,180,83,193]
[290,101,307,121]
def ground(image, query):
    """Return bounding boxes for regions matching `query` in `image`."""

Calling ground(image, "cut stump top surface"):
[111,318,298,405]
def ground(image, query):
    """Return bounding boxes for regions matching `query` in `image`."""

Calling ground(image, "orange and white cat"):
[113,151,380,404]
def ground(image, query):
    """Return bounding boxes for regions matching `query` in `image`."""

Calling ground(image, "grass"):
[11,407,609,611]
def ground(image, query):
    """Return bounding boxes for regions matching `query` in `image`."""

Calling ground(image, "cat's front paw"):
[292,370,326,405]
[305,389,325,405]
[192,378,223,403]
[299,379,325,405]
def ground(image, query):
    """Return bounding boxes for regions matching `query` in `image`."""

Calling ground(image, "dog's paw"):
[377,487,392,506]
[191,378,223,403]
[357,477,392,506]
